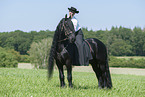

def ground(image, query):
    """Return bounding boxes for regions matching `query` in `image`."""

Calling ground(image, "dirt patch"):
[18,63,145,76]
[73,66,145,76]
[18,63,34,69]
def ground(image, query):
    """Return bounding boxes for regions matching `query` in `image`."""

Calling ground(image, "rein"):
[58,37,69,42]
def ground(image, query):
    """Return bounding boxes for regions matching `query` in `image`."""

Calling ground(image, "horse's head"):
[60,14,76,43]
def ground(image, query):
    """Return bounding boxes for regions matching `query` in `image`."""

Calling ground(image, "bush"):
[0,47,30,67]
[0,48,18,67]
[109,56,145,68]
[19,55,30,63]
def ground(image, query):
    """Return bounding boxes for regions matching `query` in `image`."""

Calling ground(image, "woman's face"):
[69,11,75,18]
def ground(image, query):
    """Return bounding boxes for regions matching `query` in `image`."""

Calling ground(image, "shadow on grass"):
[51,83,97,90]
[73,84,98,90]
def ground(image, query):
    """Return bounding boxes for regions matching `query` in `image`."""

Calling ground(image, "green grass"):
[0,68,145,97]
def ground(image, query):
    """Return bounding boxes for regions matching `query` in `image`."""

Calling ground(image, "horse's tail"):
[48,41,55,79]
[48,27,59,80]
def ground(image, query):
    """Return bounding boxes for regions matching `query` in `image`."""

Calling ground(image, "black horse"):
[48,15,112,89]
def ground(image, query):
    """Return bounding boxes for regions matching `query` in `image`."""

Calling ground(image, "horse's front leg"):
[59,67,65,87]
[56,60,65,87]
[61,47,73,88]
[66,64,73,88]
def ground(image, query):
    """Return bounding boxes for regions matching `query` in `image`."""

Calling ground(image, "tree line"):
[0,26,145,56]
[83,26,145,56]
[0,30,54,55]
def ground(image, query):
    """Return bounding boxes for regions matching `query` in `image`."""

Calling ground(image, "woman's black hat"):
[68,7,79,14]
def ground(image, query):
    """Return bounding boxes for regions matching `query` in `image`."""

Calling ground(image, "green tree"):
[29,38,52,69]
[131,27,145,55]
[1,26,145,56]
[110,39,132,56]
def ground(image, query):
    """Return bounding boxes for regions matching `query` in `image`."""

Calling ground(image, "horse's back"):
[85,38,107,61]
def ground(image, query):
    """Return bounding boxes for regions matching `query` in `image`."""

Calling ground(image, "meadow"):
[0,68,145,97]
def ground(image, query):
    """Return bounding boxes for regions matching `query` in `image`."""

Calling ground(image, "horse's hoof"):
[69,84,73,88]
[60,84,66,88]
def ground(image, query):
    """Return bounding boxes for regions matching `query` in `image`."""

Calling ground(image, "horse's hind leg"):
[56,60,65,87]
[91,62,104,88]
[91,60,112,89]
[99,62,107,88]
[100,60,112,89]
[105,61,112,88]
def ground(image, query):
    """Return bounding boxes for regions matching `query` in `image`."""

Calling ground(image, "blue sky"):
[0,0,145,32]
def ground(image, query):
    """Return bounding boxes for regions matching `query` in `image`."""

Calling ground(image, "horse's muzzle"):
[69,33,76,43]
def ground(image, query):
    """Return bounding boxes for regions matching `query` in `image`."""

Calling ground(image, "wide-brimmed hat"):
[68,7,79,14]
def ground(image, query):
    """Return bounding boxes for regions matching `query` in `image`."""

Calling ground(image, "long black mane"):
[48,19,64,78]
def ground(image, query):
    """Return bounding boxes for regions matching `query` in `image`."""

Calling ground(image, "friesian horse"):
[48,15,112,89]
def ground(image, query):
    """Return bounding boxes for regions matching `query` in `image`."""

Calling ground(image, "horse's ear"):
[65,14,67,20]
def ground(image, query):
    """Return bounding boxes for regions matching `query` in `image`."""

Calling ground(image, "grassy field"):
[0,68,145,97]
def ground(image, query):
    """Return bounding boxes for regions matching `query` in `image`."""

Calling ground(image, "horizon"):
[0,26,144,33]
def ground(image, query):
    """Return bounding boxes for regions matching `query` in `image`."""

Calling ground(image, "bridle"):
[57,19,74,61]
[58,19,73,42]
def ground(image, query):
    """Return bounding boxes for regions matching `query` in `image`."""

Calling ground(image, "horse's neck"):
[57,41,69,53]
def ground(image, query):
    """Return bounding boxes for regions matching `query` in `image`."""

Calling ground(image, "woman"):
[68,7,92,66]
